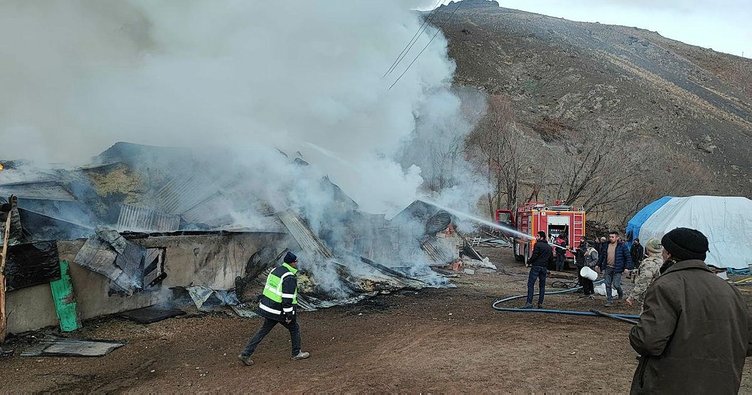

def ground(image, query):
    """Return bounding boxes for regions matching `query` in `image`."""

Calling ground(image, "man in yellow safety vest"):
[238,251,310,366]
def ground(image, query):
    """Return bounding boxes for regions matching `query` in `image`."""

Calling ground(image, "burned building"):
[1,143,463,334]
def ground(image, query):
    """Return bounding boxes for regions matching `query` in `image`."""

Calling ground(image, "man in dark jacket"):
[629,228,752,394]
[574,237,594,296]
[553,233,568,271]
[597,236,608,256]
[523,231,554,309]
[238,251,310,366]
[630,238,644,269]
[597,231,633,307]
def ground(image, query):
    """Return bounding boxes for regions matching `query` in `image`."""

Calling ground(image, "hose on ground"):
[491,280,640,322]
[730,277,752,285]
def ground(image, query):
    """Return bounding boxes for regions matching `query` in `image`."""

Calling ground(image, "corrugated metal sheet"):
[0,181,76,201]
[277,211,334,259]
[117,204,180,232]
[181,193,236,227]
[153,174,218,214]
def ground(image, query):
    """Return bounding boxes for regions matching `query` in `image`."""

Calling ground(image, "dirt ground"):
[2,246,752,393]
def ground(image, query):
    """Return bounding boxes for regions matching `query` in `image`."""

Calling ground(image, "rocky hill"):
[433,0,752,223]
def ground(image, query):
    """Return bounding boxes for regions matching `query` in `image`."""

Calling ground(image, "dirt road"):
[2,247,751,393]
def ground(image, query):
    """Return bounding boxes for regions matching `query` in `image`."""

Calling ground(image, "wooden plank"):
[0,211,12,343]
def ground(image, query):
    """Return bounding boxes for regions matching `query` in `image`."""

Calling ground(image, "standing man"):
[553,233,567,271]
[629,228,752,394]
[574,237,587,284]
[238,251,310,366]
[574,237,595,296]
[523,231,553,309]
[584,242,599,297]
[597,231,633,307]
[598,236,608,256]
[625,238,663,314]
[630,238,644,270]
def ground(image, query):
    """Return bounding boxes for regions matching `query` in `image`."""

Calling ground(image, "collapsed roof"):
[1,142,479,312]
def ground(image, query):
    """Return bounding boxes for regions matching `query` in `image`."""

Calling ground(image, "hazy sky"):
[436,0,752,59]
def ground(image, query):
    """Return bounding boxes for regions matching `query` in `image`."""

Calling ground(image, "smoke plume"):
[1,0,486,216]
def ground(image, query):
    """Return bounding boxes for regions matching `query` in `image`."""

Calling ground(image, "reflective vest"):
[258,263,298,318]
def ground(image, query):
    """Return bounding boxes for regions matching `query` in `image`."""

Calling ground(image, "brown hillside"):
[433,0,752,223]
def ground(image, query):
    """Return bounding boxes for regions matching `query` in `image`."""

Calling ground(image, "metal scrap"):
[74,228,145,295]
[185,286,240,310]
[116,204,180,232]
[21,336,124,357]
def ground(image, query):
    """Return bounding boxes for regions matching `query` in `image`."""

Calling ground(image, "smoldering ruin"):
[0,141,497,334]
[0,0,498,337]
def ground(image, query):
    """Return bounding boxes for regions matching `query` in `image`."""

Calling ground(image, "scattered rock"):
[697,141,717,153]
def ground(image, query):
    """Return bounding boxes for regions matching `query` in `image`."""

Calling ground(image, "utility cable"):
[383,0,443,78]
[388,1,463,90]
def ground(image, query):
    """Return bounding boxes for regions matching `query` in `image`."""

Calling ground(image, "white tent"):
[638,196,752,271]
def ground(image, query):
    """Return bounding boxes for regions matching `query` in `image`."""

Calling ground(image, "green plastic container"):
[49,260,81,332]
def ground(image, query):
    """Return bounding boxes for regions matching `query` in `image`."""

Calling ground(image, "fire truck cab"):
[495,201,586,264]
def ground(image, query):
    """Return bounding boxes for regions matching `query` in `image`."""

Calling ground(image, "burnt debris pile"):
[0,143,495,322]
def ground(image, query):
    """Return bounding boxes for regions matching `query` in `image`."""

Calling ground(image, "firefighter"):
[553,233,568,271]
[238,251,310,366]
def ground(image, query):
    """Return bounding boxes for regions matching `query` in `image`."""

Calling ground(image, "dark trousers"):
[526,265,547,305]
[241,317,301,357]
[555,252,565,271]
[582,277,594,295]
[576,265,595,295]
[603,268,623,302]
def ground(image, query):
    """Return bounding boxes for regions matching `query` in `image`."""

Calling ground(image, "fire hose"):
[491,282,640,324]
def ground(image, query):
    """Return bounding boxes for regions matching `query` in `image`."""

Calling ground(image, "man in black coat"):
[574,237,595,296]
[523,231,554,309]
[629,228,752,394]
[630,238,645,269]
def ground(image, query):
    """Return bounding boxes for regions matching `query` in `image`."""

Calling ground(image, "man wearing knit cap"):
[625,238,662,313]
[629,228,752,394]
[238,251,310,366]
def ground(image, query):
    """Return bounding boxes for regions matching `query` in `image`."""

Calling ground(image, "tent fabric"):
[626,196,673,246]
[636,196,752,270]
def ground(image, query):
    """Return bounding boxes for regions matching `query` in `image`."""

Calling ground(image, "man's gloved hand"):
[284,312,295,323]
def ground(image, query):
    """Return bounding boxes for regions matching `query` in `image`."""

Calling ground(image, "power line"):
[382,0,443,78]
[388,1,463,90]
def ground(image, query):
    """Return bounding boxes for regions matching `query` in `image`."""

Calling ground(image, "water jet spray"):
[417,198,534,241]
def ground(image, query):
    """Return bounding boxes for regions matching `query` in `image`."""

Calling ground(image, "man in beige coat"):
[629,228,752,394]
[626,238,663,314]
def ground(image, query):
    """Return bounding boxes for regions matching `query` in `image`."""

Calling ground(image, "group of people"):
[538,230,664,310]
[240,227,751,394]
[527,229,640,308]
[525,227,752,393]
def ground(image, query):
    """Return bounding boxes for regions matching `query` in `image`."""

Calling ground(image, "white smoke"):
[0,0,484,216]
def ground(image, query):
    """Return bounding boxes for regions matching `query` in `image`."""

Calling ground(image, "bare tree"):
[552,127,648,219]
[467,94,525,215]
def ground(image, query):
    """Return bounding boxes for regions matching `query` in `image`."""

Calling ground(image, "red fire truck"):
[495,201,586,264]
